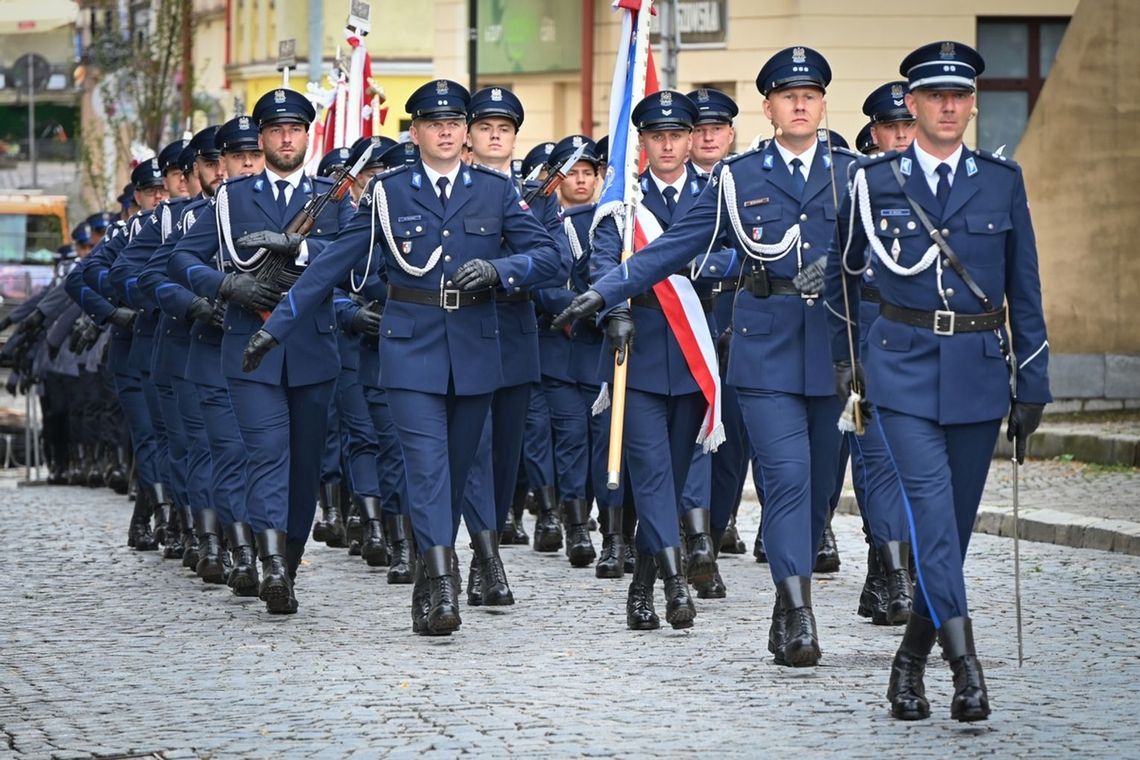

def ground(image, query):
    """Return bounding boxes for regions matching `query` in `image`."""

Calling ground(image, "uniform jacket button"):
[444,255,451,262]
[941,228,950,236]
[442,230,450,237]
[945,288,955,297]
[802,241,811,250]
[799,213,808,222]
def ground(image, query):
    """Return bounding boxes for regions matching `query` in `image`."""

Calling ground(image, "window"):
[976,17,1069,156]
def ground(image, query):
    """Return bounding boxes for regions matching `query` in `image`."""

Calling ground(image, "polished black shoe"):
[595,508,626,579]
[858,544,888,622]
[887,613,936,721]
[626,553,660,631]
[127,487,159,551]
[880,541,914,626]
[359,497,390,567]
[657,547,695,630]
[180,507,200,570]
[939,617,991,722]
[682,508,716,585]
[562,498,596,567]
[258,529,297,614]
[151,484,173,546]
[720,514,746,554]
[767,598,786,664]
[194,509,227,584]
[532,485,563,552]
[776,576,821,667]
[472,530,514,606]
[814,515,841,573]
[411,559,432,634]
[423,546,461,635]
[385,514,414,584]
[225,522,260,597]
[753,532,768,564]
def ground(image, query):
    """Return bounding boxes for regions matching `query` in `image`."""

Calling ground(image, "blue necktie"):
[663,186,677,216]
[790,158,807,199]
[935,163,952,211]
[275,179,290,221]
[436,176,450,211]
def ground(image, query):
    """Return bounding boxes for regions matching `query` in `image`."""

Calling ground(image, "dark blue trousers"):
[579,384,624,510]
[623,389,705,555]
[849,410,910,545]
[111,369,160,487]
[461,414,498,536]
[362,384,407,517]
[681,445,711,515]
[737,389,843,584]
[195,382,248,526]
[140,370,172,493]
[521,382,555,491]
[710,382,753,534]
[876,410,1000,627]
[172,376,213,512]
[226,377,335,545]
[542,377,589,501]
[336,365,381,497]
[489,383,532,526]
[386,387,492,550]
[321,390,342,485]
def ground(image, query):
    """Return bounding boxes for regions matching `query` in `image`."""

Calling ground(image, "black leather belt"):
[862,286,881,304]
[495,289,531,304]
[880,301,1006,336]
[710,278,738,294]
[631,290,716,313]
[738,273,801,298]
[387,284,494,311]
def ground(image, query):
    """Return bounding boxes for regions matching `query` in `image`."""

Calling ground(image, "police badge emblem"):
[274,90,286,103]
[660,91,673,105]
[401,240,413,254]
[940,41,956,59]
[572,135,583,147]
[792,47,806,63]
[752,227,763,241]
[435,80,449,94]
[697,89,709,102]
[491,88,503,101]
[238,116,250,130]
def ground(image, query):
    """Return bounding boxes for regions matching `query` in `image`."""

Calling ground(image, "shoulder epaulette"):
[722,146,761,165]
[830,146,860,160]
[311,175,337,187]
[974,149,1019,170]
[377,164,410,179]
[857,149,901,168]
[562,202,596,218]
[472,163,511,179]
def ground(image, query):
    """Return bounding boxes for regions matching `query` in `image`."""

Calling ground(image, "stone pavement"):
[2,478,1140,759]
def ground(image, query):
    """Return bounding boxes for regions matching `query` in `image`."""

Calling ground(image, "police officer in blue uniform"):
[169,88,354,614]
[243,79,563,636]
[824,41,1049,722]
[556,48,853,664]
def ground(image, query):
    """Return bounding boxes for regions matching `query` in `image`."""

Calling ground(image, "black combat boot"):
[68,443,88,486]
[858,543,888,622]
[939,617,990,722]
[753,532,768,564]
[887,613,936,720]
[86,443,105,488]
[776,576,821,667]
[767,595,786,664]
[720,513,746,554]
[681,508,716,585]
[595,507,626,579]
[257,529,297,614]
[879,541,914,625]
[225,521,260,597]
[107,446,130,494]
[501,482,526,545]
[151,483,173,546]
[694,528,726,599]
[313,481,346,547]
[423,546,461,635]
[466,549,483,606]
[344,494,363,555]
[531,485,563,552]
[161,500,186,561]
[194,509,227,584]
[385,514,414,584]
[411,558,432,634]
[626,553,660,631]
[622,505,637,574]
[127,486,158,551]
[472,530,513,606]
[656,547,696,630]
[562,498,596,567]
[180,506,200,571]
[359,497,390,567]
[814,512,841,573]
[285,541,305,582]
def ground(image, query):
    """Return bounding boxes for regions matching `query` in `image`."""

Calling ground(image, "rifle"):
[524,141,589,205]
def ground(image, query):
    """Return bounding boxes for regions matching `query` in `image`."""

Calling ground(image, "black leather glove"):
[48,342,61,360]
[219,273,281,313]
[234,230,304,255]
[793,256,827,295]
[186,297,215,324]
[1007,401,1045,465]
[107,307,137,330]
[604,305,636,366]
[552,289,606,330]
[349,307,381,336]
[70,320,100,354]
[0,315,12,332]
[5,372,18,396]
[835,360,872,421]
[242,329,279,373]
[453,259,501,290]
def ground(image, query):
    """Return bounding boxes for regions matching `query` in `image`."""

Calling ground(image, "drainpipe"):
[580,0,594,136]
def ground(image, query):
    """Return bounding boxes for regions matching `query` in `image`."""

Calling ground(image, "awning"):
[0,0,78,35]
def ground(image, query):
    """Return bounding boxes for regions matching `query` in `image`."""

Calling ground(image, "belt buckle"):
[800,290,819,301]
[933,309,956,336]
[441,289,461,311]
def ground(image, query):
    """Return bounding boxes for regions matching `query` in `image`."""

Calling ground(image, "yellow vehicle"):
[0,192,69,311]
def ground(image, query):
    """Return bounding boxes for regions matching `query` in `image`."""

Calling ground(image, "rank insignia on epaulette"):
[899,157,913,176]
[763,153,774,169]
[965,156,978,176]
[751,226,763,241]
[401,240,413,254]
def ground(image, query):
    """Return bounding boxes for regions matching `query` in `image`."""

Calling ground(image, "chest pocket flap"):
[310,203,342,237]
[395,224,427,240]
[876,209,923,239]
[965,212,1012,235]
[464,217,502,236]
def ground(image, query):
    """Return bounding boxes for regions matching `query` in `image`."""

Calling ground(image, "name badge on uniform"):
[397,215,422,223]
[762,153,774,169]
[965,156,978,177]
[743,197,770,208]
[880,208,910,217]
[751,226,763,241]
[401,240,413,254]
[899,157,913,176]
[411,172,423,189]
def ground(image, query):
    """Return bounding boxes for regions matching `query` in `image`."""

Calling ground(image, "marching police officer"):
[243,79,563,636]
[824,41,1049,722]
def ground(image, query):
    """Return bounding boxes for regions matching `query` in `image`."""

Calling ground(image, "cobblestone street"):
[2,477,1139,759]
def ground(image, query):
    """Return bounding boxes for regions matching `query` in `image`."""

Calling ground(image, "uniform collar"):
[648,168,687,198]
[420,160,462,194]
[772,138,818,173]
[264,165,305,190]
[912,139,964,183]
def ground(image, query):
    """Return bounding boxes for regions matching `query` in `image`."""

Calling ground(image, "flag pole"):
[606,0,654,490]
